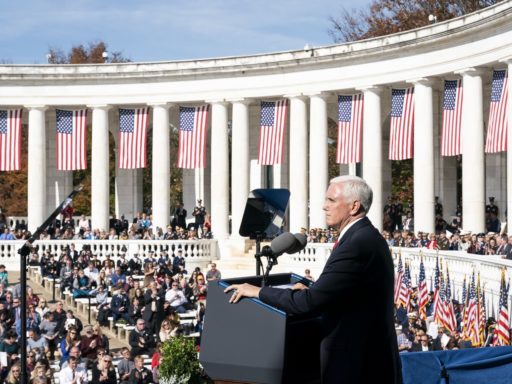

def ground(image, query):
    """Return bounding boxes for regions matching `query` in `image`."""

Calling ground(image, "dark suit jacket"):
[259,217,402,384]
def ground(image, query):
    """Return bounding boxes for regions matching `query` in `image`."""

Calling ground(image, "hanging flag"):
[118,107,149,169]
[389,88,414,160]
[418,257,429,320]
[56,109,87,171]
[337,94,363,164]
[494,269,510,346]
[177,105,209,169]
[441,80,463,156]
[0,109,22,172]
[485,69,508,153]
[258,100,288,165]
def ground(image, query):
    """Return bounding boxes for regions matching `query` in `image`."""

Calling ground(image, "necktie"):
[332,239,339,250]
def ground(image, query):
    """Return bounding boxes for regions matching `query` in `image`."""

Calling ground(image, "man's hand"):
[224,283,261,303]
[292,282,308,290]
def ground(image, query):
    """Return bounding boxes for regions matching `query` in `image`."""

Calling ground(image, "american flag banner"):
[418,257,429,320]
[56,109,87,171]
[485,70,508,153]
[337,94,363,164]
[494,269,510,346]
[0,109,22,171]
[177,105,209,169]
[258,100,288,165]
[441,80,463,156]
[389,88,414,160]
[118,107,149,169]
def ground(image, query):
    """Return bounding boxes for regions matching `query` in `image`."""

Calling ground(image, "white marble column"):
[27,106,47,232]
[230,99,251,238]
[90,105,111,231]
[151,103,171,231]
[288,96,309,233]
[210,102,229,239]
[411,78,435,233]
[459,68,486,233]
[361,87,383,230]
[309,94,329,229]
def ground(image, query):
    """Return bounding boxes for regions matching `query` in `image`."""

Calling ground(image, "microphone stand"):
[17,185,83,383]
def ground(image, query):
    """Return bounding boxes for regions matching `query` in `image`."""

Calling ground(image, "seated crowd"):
[394,288,502,353]
[0,244,219,383]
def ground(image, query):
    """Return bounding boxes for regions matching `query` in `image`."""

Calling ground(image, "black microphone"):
[261,232,308,257]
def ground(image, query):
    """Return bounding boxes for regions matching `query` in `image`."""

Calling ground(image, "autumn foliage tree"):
[329,0,501,43]
[0,42,130,217]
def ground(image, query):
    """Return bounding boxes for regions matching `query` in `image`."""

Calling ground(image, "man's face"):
[137,320,145,330]
[323,183,352,228]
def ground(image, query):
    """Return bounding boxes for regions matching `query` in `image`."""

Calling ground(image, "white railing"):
[0,239,218,271]
[280,243,512,315]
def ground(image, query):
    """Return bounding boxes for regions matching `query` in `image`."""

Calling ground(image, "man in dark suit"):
[226,175,402,384]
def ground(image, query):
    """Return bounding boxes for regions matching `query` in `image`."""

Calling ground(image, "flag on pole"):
[494,269,510,346]
[466,271,480,346]
[0,109,22,171]
[389,88,414,160]
[394,253,403,305]
[118,107,149,169]
[337,94,363,164]
[418,257,429,320]
[441,80,463,156]
[433,258,442,324]
[258,100,288,165]
[56,109,87,171]
[398,262,412,309]
[444,267,458,333]
[177,105,209,169]
[485,70,508,153]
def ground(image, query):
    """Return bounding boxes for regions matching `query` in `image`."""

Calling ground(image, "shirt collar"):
[337,217,364,242]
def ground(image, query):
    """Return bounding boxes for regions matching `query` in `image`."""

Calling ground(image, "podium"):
[200,273,322,384]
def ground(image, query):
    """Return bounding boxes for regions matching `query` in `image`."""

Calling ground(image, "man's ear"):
[350,200,362,215]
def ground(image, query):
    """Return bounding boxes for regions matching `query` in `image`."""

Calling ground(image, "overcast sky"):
[0,0,370,64]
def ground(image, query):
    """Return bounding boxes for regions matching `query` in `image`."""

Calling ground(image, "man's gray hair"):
[330,175,373,213]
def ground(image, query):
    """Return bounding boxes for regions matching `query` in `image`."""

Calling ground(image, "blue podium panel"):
[400,346,512,384]
[200,274,321,384]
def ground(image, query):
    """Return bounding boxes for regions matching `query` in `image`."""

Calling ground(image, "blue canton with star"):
[491,70,506,102]
[391,89,406,117]
[56,110,74,134]
[260,101,276,125]
[338,95,352,122]
[119,109,135,133]
[444,80,458,110]
[0,111,7,134]
[180,107,196,131]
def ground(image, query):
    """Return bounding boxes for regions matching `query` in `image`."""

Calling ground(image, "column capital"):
[306,91,332,99]
[86,104,112,111]
[455,67,487,77]
[407,77,438,86]
[357,85,383,94]
[205,99,228,106]
[228,98,253,105]
[284,94,308,101]
[24,105,48,111]
[147,102,173,109]
[499,57,512,65]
